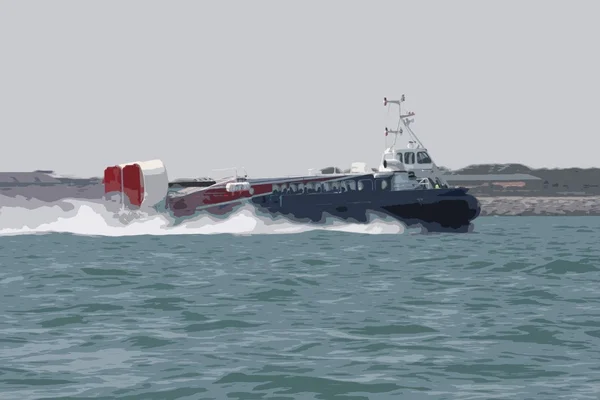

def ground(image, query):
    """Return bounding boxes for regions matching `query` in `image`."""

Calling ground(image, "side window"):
[380,180,388,190]
[417,151,432,164]
[358,179,373,191]
[396,152,403,163]
[347,181,357,191]
[404,152,415,164]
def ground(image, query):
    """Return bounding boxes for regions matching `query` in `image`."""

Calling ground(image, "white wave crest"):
[0,196,407,237]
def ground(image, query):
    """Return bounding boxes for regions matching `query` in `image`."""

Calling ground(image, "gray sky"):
[1,1,598,179]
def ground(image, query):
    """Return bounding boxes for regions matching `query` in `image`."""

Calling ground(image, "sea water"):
[1,199,600,399]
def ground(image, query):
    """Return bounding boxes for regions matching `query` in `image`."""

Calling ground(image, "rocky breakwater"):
[477,196,600,216]
[442,163,600,216]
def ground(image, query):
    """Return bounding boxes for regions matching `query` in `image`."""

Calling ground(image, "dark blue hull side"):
[250,187,481,232]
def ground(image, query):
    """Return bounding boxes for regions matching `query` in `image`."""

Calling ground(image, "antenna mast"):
[384,95,423,148]
[383,95,449,186]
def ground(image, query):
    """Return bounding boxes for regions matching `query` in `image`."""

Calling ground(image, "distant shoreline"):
[3,163,600,216]
[2,187,600,216]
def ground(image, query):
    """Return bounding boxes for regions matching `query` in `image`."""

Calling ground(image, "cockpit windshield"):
[417,151,432,164]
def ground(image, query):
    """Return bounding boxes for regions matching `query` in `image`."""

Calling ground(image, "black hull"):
[250,187,481,233]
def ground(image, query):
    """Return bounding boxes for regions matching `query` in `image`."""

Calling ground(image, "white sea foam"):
[0,196,406,237]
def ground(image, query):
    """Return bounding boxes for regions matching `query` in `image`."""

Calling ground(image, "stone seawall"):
[478,196,600,216]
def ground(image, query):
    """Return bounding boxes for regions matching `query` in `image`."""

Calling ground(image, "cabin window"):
[358,179,373,191]
[332,182,340,192]
[417,151,432,164]
[272,184,280,192]
[322,182,331,192]
[396,152,403,163]
[381,180,388,190]
[315,182,322,192]
[404,152,415,164]
[290,183,297,193]
[298,183,305,193]
[340,181,348,192]
[347,180,356,191]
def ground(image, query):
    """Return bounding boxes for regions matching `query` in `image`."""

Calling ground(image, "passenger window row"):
[272,180,362,194]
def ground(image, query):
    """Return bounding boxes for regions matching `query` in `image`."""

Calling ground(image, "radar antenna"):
[384,95,422,148]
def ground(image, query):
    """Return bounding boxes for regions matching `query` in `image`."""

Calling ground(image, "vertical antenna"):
[399,94,405,147]
[384,97,388,149]
[399,94,402,117]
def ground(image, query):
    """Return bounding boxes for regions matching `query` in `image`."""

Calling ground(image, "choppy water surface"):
[2,215,600,399]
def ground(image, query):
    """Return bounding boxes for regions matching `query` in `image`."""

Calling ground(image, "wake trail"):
[0,196,407,237]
